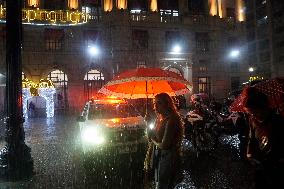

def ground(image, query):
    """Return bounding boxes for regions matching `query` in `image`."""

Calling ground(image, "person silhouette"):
[243,87,284,188]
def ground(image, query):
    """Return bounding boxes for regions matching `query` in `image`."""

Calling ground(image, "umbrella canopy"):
[98,67,192,99]
[230,77,284,112]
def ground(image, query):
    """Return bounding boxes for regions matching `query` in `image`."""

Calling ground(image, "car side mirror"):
[77,116,85,122]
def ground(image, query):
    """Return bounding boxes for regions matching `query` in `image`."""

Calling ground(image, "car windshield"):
[88,103,141,119]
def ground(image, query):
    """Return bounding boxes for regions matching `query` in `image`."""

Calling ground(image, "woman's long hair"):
[155,93,178,115]
[155,93,184,140]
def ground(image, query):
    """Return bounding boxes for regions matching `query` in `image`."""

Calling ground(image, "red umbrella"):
[98,67,192,99]
[230,77,284,112]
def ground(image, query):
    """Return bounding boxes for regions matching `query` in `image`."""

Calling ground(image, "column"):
[0,0,33,178]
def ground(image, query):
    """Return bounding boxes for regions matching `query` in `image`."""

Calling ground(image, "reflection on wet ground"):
[0,116,254,189]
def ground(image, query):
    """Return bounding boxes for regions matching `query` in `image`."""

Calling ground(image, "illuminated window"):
[47,70,68,87]
[198,77,210,94]
[159,9,179,20]
[82,6,102,21]
[137,61,146,68]
[84,69,105,100]
[44,29,64,51]
[84,69,105,81]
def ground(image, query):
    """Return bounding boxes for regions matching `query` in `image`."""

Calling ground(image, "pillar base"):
[0,144,33,180]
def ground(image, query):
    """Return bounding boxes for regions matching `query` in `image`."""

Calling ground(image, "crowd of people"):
[142,87,284,189]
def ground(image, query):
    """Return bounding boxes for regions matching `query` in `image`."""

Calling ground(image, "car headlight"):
[81,126,105,145]
[148,123,155,130]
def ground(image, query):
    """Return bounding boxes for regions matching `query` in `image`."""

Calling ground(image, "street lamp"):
[248,67,254,73]
[229,49,240,58]
[248,67,255,82]
[88,45,100,56]
[171,44,182,54]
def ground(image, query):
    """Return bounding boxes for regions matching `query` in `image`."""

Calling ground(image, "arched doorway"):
[47,69,68,112]
[27,96,47,117]
[22,79,56,118]
[167,67,183,76]
[84,69,105,100]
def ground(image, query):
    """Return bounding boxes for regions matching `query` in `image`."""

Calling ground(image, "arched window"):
[84,69,105,100]
[47,69,68,87]
[47,70,68,110]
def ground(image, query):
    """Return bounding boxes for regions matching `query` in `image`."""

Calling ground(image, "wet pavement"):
[0,115,254,189]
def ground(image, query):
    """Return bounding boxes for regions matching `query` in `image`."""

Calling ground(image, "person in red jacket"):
[243,87,284,188]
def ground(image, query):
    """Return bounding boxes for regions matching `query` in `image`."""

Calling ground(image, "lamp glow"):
[248,67,254,72]
[230,50,240,58]
[149,123,154,130]
[172,44,181,54]
[88,46,100,56]
[81,127,105,145]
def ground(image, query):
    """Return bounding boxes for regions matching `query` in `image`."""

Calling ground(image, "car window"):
[88,103,141,119]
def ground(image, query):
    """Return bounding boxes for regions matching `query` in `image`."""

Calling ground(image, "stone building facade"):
[0,0,247,113]
[245,0,284,79]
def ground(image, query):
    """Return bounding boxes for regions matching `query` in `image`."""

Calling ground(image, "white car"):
[78,98,147,155]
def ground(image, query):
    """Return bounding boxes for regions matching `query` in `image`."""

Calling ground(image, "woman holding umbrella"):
[243,87,284,188]
[144,93,184,189]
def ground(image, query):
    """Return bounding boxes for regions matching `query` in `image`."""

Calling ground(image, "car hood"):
[85,116,146,129]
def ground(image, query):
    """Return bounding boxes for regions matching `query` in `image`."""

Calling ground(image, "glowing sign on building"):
[0,5,89,26]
